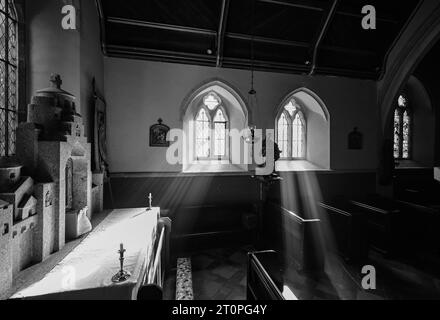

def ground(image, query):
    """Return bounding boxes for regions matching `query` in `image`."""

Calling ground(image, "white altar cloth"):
[12,208,159,300]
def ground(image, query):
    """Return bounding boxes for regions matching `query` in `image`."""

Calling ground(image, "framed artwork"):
[150,119,170,147]
[93,79,109,175]
[348,127,363,150]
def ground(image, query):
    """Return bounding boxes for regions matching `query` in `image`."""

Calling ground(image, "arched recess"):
[274,88,330,170]
[181,79,250,173]
[180,78,250,124]
[379,1,440,133]
[386,76,434,167]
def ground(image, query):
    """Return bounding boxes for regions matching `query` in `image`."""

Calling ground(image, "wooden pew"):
[137,217,172,300]
[262,202,323,274]
[350,196,406,257]
[394,200,440,255]
[318,202,369,263]
[247,250,298,300]
[165,204,258,254]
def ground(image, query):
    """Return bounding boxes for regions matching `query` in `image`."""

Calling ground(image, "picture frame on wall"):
[150,118,170,147]
[348,127,363,150]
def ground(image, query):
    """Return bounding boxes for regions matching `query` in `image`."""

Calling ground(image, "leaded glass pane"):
[8,65,16,110]
[214,122,226,157]
[277,113,289,158]
[0,108,5,157]
[292,113,305,158]
[0,0,17,157]
[7,0,17,20]
[0,61,5,107]
[403,110,410,159]
[214,110,227,157]
[195,108,210,158]
[0,13,5,60]
[8,19,16,64]
[7,106,15,154]
[394,109,401,159]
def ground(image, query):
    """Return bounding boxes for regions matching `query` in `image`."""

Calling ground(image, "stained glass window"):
[393,109,401,159]
[402,110,410,159]
[195,94,229,160]
[393,95,411,160]
[0,0,18,157]
[276,100,307,159]
[292,112,305,158]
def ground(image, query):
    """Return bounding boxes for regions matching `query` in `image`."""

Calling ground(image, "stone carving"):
[0,74,93,298]
[45,190,52,207]
[65,158,73,211]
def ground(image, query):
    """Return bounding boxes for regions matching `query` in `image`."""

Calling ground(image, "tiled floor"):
[190,247,251,300]
[169,246,440,301]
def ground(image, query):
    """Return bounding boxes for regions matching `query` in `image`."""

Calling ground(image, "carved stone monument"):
[0,74,94,298]
[17,74,92,251]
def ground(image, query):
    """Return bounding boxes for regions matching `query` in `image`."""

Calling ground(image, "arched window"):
[276,100,306,159]
[195,92,229,160]
[393,94,411,159]
[0,0,18,157]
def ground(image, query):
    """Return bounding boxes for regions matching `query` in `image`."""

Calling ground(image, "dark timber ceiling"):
[97,0,422,80]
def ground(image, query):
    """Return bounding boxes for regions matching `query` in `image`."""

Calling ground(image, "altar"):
[12,208,161,300]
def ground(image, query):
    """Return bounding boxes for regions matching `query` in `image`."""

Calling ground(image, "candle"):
[120,243,123,252]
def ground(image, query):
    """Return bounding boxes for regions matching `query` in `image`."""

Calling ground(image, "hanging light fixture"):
[244,0,259,145]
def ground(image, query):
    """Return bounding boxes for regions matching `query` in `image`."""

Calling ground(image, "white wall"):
[104,57,378,173]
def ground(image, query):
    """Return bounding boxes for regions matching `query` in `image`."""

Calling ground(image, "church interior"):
[1,0,440,301]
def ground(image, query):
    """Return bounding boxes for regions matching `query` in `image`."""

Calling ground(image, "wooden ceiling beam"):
[217,0,230,67]
[310,0,339,75]
[258,0,324,12]
[95,0,108,55]
[226,32,377,56]
[105,17,377,59]
[259,0,398,23]
[107,17,217,36]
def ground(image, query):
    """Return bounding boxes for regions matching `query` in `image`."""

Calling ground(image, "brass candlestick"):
[111,243,131,283]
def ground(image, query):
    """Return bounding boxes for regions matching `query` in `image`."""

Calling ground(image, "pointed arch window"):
[276,100,306,159]
[195,92,229,160]
[393,94,411,160]
[0,0,18,157]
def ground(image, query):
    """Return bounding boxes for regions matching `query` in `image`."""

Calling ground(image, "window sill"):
[395,160,428,169]
[183,161,247,174]
[275,160,327,172]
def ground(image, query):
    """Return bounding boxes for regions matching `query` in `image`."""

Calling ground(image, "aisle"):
[190,247,250,300]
